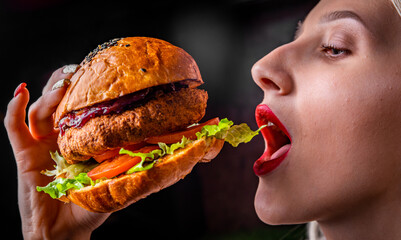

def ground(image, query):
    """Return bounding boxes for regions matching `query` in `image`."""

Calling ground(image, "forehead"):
[305,0,401,44]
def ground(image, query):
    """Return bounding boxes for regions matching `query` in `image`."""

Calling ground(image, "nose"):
[251,44,294,96]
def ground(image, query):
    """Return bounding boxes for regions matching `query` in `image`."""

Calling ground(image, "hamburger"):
[37,37,264,213]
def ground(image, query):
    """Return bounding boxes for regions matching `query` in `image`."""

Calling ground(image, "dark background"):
[1,0,318,239]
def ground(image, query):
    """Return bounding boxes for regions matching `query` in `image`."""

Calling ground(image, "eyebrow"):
[294,10,372,40]
[320,10,368,29]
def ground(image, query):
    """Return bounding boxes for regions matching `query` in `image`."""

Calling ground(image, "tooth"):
[267,122,275,127]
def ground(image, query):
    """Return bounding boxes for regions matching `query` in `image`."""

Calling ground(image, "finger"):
[4,83,34,151]
[28,83,69,139]
[42,64,80,95]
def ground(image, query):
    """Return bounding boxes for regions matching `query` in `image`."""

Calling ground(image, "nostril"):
[261,78,280,91]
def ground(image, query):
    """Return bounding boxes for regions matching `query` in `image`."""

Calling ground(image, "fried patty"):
[58,88,208,164]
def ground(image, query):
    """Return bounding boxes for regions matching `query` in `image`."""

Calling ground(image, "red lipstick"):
[254,104,291,176]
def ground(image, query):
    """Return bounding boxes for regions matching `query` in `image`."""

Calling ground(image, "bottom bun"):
[63,137,224,213]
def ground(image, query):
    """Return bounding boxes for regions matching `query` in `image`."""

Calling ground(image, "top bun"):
[54,37,202,126]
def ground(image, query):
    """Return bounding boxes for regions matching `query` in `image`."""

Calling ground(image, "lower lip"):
[253,144,291,176]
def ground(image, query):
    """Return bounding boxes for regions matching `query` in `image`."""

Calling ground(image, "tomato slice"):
[92,142,147,163]
[145,117,220,144]
[88,118,220,180]
[88,145,159,180]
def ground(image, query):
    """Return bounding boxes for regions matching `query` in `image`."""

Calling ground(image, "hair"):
[392,0,401,17]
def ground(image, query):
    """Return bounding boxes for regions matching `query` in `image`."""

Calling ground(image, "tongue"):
[270,144,291,160]
[253,143,291,176]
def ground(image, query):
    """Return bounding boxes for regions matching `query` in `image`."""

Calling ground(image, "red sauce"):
[58,82,187,136]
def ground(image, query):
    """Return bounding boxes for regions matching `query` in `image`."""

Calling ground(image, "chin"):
[254,180,309,225]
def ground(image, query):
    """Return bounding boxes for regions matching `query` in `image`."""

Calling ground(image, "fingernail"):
[52,79,71,91]
[14,82,27,97]
[62,64,79,74]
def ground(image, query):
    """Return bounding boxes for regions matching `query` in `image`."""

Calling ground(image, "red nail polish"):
[14,82,27,97]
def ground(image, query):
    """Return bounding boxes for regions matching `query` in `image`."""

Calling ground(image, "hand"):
[5,65,110,240]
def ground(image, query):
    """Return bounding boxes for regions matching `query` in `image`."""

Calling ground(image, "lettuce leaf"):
[41,151,98,179]
[120,137,191,174]
[158,136,192,155]
[224,123,265,147]
[37,119,264,199]
[121,120,264,174]
[41,151,69,177]
[36,173,94,199]
[196,118,233,139]
[196,118,265,147]
[119,148,162,174]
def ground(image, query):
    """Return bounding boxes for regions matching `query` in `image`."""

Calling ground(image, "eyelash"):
[320,44,351,59]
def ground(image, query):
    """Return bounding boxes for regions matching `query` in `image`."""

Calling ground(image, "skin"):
[251,0,401,239]
[5,66,110,240]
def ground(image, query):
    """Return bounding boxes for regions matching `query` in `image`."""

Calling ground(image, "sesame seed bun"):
[54,37,202,126]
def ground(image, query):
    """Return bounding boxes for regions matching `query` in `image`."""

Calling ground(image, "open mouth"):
[254,104,292,176]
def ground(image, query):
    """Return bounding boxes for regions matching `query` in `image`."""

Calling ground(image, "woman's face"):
[252,0,401,224]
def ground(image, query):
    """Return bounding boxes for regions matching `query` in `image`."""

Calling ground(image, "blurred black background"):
[1,0,318,239]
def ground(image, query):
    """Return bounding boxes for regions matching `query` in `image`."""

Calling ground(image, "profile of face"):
[251,0,401,225]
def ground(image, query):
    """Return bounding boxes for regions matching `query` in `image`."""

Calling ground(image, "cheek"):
[255,69,401,224]
[297,66,401,162]
[294,71,401,217]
